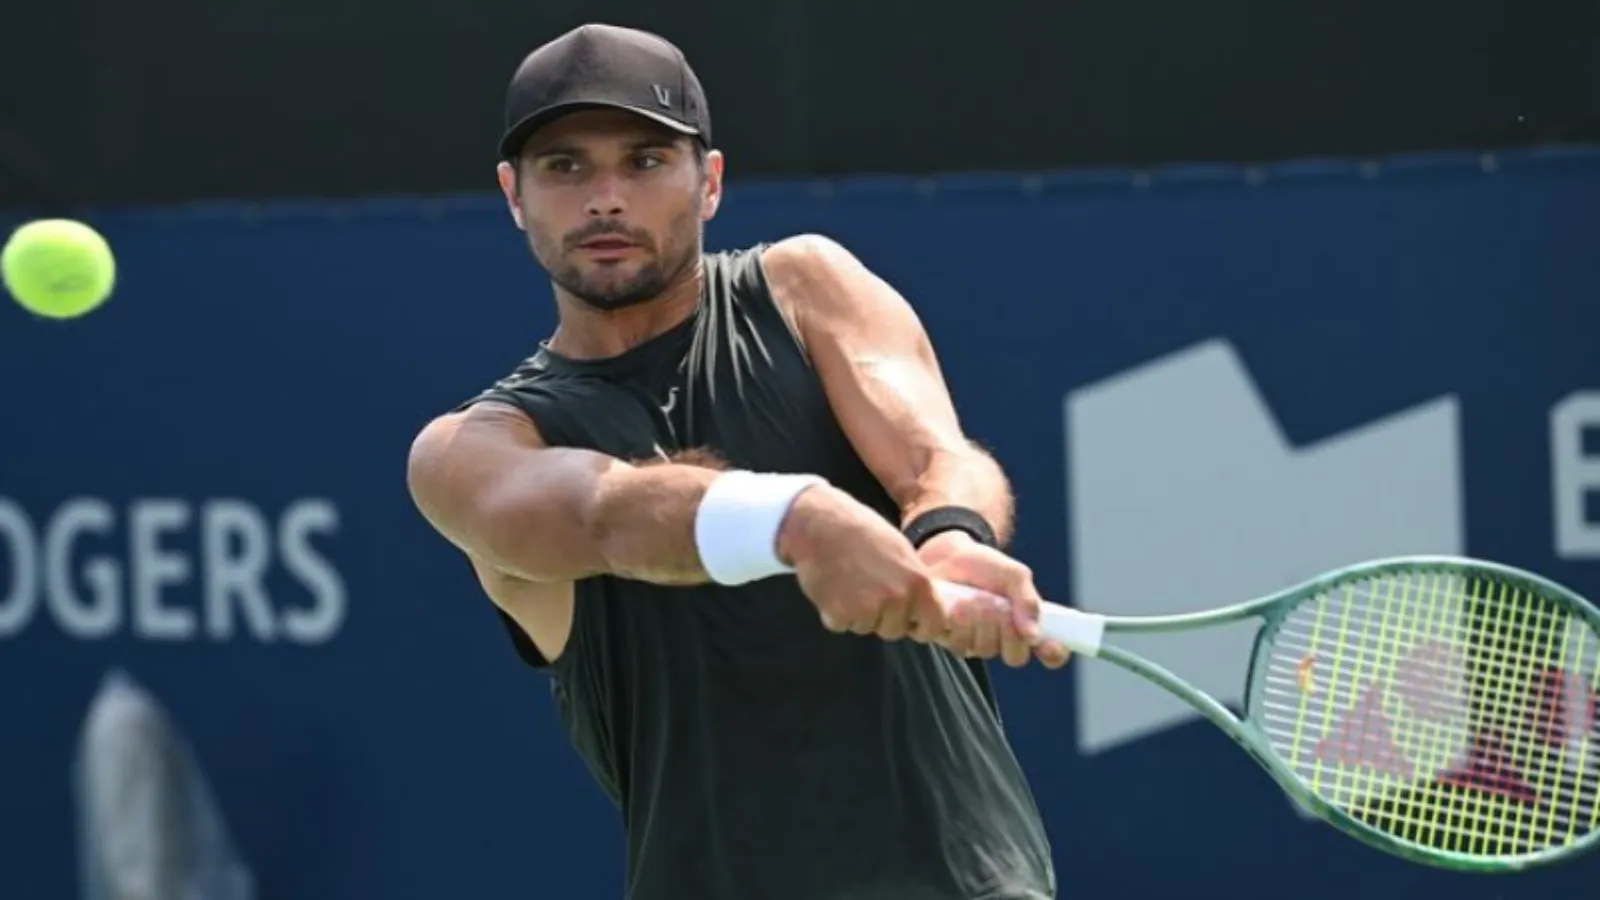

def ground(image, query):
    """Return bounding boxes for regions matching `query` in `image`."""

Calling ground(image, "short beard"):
[550,255,675,312]
[539,205,703,313]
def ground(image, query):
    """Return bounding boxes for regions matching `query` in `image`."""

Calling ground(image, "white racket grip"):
[932,581,1105,657]
[1038,602,1106,657]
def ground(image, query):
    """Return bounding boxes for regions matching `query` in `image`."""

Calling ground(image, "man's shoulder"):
[450,350,564,413]
[703,235,857,314]
[700,242,767,284]
[751,233,853,270]
[747,233,871,297]
[705,235,843,277]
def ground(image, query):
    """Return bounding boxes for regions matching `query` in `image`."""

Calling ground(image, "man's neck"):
[547,261,702,360]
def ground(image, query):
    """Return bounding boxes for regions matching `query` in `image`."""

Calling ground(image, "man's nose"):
[584,174,627,217]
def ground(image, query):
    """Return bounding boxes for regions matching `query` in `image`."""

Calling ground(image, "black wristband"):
[903,506,998,550]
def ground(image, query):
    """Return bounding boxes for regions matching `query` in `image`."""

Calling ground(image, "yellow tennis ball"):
[1,219,117,319]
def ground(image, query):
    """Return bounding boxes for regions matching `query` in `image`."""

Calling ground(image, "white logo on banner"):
[1063,339,1465,820]
[0,497,346,644]
[1554,391,1600,560]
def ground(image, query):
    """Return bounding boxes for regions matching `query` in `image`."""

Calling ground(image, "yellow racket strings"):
[1255,570,1600,855]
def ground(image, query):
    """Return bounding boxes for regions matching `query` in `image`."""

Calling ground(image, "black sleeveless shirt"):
[461,247,1056,900]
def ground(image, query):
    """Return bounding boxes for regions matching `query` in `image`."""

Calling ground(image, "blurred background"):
[3,1,1599,897]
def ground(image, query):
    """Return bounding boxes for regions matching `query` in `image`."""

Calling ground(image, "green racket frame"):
[1058,555,1600,873]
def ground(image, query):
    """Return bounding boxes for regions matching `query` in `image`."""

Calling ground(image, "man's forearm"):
[413,407,829,588]
[586,453,836,586]
[582,459,726,584]
[897,443,1016,547]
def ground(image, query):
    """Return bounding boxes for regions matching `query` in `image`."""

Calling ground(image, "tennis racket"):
[943,555,1600,872]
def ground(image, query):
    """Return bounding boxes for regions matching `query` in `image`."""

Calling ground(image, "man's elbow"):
[405,418,459,532]
[404,414,520,562]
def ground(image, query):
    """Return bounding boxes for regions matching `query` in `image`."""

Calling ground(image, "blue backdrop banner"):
[2,146,1598,898]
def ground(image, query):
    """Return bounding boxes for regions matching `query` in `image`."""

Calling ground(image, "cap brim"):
[500,101,702,158]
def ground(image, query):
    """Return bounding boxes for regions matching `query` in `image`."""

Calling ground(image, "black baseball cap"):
[500,24,712,159]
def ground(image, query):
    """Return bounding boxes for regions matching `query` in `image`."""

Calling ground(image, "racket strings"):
[1252,570,1600,856]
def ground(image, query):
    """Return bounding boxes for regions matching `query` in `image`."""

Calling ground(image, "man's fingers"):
[848,609,880,635]
[999,572,1044,666]
[939,596,977,656]
[1000,631,1032,667]
[942,591,1009,659]
[910,580,951,643]
[969,610,1003,660]
[1035,640,1072,669]
[1009,591,1043,645]
[875,594,912,641]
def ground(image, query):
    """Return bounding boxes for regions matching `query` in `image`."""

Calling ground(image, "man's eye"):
[546,158,578,173]
[634,155,663,170]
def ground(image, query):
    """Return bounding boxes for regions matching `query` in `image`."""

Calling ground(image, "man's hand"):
[778,485,957,639]
[916,531,1072,669]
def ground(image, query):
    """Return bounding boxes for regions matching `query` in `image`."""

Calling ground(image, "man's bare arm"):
[406,401,727,585]
[408,398,949,641]
[763,234,1015,544]
[762,234,1067,663]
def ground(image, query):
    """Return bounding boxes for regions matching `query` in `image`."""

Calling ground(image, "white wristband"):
[694,471,827,586]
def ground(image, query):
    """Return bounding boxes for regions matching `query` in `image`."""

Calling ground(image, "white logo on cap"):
[653,85,672,107]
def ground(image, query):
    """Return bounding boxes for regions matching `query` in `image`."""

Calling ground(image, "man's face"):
[498,108,723,312]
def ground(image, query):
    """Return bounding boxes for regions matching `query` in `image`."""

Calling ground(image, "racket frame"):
[1073,555,1600,873]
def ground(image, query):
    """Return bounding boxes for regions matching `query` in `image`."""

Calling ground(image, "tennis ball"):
[1,219,117,319]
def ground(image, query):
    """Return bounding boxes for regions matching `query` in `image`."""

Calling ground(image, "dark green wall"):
[2,0,1595,207]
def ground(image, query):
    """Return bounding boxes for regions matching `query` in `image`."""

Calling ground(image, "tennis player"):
[407,23,1067,900]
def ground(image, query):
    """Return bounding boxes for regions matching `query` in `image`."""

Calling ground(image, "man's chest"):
[570,357,848,478]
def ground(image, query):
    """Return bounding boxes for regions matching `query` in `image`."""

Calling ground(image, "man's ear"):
[700,149,725,222]
[496,161,526,231]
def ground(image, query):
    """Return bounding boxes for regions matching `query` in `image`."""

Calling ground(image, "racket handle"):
[1038,601,1105,657]
[932,580,1106,657]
